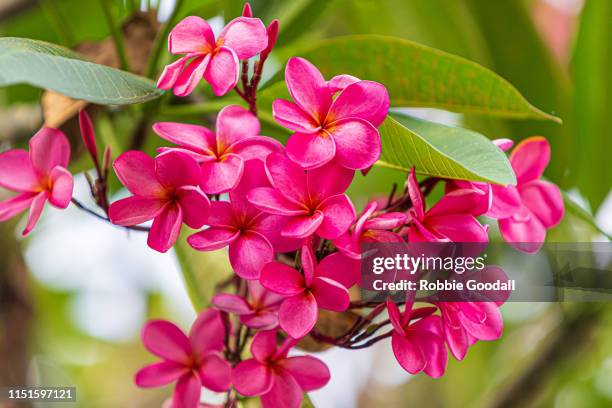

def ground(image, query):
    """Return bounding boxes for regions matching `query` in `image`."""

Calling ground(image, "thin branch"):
[71,198,149,232]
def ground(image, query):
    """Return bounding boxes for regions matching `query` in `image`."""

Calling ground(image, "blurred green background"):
[0,0,610,407]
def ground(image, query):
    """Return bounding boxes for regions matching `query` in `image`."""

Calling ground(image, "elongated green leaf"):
[261,35,559,122]
[572,0,612,211]
[377,114,515,185]
[0,37,163,105]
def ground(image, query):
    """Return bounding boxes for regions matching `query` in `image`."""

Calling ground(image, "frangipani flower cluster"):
[0,4,566,408]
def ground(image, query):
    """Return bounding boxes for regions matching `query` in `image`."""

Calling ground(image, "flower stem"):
[99,0,131,72]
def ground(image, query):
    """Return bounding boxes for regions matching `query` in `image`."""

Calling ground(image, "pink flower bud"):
[78,109,98,168]
[261,19,279,59]
[242,2,253,17]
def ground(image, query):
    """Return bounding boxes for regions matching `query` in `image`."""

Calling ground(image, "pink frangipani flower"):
[188,160,298,279]
[406,167,490,242]
[213,280,283,329]
[154,105,282,194]
[158,15,267,96]
[497,137,563,251]
[387,300,447,377]
[247,152,356,240]
[135,310,231,408]
[260,244,350,338]
[272,57,389,170]
[109,151,210,253]
[233,330,330,408]
[436,301,503,361]
[334,200,406,259]
[0,128,73,236]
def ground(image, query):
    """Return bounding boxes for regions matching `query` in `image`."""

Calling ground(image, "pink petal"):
[229,231,274,279]
[261,369,303,408]
[281,356,330,391]
[332,232,360,259]
[317,252,360,289]
[328,80,389,127]
[391,332,426,374]
[189,309,226,354]
[286,132,336,170]
[204,46,239,96]
[205,201,236,227]
[386,300,406,336]
[272,99,320,133]
[199,353,232,392]
[307,160,354,198]
[22,191,47,236]
[114,151,164,197]
[519,180,563,228]
[48,166,73,208]
[285,57,332,123]
[216,105,260,148]
[169,16,215,54]
[78,110,97,161]
[426,214,489,243]
[279,292,318,338]
[155,151,203,188]
[498,207,546,252]
[260,262,305,296]
[460,303,503,341]
[157,56,190,90]
[148,204,183,252]
[428,188,491,218]
[229,159,270,217]
[488,184,522,219]
[311,277,349,311]
[109,196,167,226]
[0,149,38,192]
[173,55,210,97]
[153,122,216,153]
[255,214,303,253]
[188,227,240,251]
[281,212,324,238]
[363,212,407,230]
[330,118,381,170]
[177,185,210,229]
[232,359,273,396]
[172,373,201,408]
[317,195,356,239]
[363,229,404,243]
[251,330,278,362]
[0,193,35,222]
[135,361,187,388]
[510,137,550,185]
[142,320,192,363]
[265,153,308,202]
[241,313,278,330]
[247,187,305,216]
[217,17,267,59]
[407,167,425,219]
[440,305,471,361]
[411,330,447,378]
[326,74,360,93]
[199,154,243,194]
[29,128,70,175]
[300,244,316,287]
[230,137,283,161]
[493,138,514,152]
[212,294,252,315]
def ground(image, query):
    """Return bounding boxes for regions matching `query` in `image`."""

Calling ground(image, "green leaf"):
[377,114,516,185]
[463,0,572,187]
[572,0,612,211]
[0,37,163,105]
[260,35,559,122]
